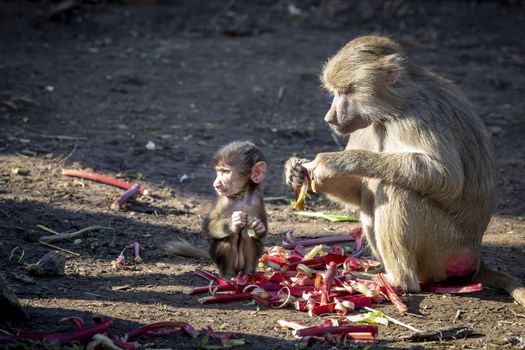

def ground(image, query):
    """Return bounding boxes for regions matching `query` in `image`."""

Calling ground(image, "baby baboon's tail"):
[165,239,210,259]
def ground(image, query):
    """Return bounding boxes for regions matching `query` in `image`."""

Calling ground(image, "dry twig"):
[38,241,80,257]
[38,225,113,243]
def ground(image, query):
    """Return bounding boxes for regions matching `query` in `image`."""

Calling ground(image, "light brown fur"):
[285,35,525,306]
[167,141,268,278]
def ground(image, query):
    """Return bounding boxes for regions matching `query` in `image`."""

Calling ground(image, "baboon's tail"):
[165,239,210,259]
[474,262,525,307]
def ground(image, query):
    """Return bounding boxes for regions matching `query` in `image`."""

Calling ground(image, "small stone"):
[145,141,156,151]
[28,252,66,276]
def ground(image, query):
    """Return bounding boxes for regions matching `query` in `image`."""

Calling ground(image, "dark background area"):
[1,1,524,349]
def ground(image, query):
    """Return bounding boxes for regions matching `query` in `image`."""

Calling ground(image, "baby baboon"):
[167,141,268,278]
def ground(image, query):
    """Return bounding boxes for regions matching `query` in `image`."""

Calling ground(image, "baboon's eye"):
[359,47,395,57]
[359,49,377,56]
[339,86,354,95]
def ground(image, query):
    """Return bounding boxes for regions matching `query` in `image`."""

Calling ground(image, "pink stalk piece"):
[110,184,142,211]
[252,294,271,307]
[126,321,191,340]
[309,303,337,316]
[277,319,308,330]
[182,323,199,338]
[268,271,286,283]
[323,262,337,297]
[185,284,237,295]
[268,255,288,266]
[350,227,364,257]
[283,235,357,250]
[281,254,347,271]
[332,296,371,309]
[420,282,483,294]
[347,332,376,340]
[109,338,137,349]
[378,273,408,314]
[193,268,229,286]
[198,293,252,304]
[59,316,85,330]
[204,326,244,347]
[63,169,148,195]
[130,242,142,263]
[294,325,378,337]
[45,318,113,344]
[17,331,49,338]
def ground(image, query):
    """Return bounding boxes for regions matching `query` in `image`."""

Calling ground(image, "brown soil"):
[1,1,524,349]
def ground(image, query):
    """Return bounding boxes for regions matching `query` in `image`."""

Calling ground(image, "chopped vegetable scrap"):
[378,273,408,315]
[0,317,243,349]
[110,183,142,211]
[184,229,384,343]
[293,176,311,210]
[295,211,359,222]
[111,242,142,270]
[184,227,484,344]
[420,282,483,294]
[62,169,149,195]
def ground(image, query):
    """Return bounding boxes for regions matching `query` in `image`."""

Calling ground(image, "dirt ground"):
[1,1,524,349]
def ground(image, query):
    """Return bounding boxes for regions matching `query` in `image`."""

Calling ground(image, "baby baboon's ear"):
[250,161,267,184]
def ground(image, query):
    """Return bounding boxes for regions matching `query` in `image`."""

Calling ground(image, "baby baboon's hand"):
[231,211,248,232]
[249,217,266,237]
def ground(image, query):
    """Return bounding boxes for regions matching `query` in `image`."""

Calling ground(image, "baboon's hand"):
[284,157,310,189]
[302,153,335,188]
[249,217,266,236]
[231,211,248,233]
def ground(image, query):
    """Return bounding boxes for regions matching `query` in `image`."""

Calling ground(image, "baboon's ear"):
[384,53,404,84]
[250,161,267,184]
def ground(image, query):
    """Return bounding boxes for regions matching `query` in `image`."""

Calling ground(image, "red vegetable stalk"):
[309,303,336,316]
[320,261,337,305]
[58,316,85,330]
[204,326,244,347]
[323,262,337,295]
[282,235,357,250]
[350,227,364,257]
[252,294,271,307]
[198,293,252,304]
[420,282,483,294]
[184,284,237,295]
[281,254,347,272]
[277,319,308,330]
[294,325,378,337]
[378,273,408,314]
[110,184,142,211]
[126,321,195,340]
[347,332,376,340]
[62,169,148,195]
[45,318,113,344]
[332,295,372,310]
[193,268,229,286]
